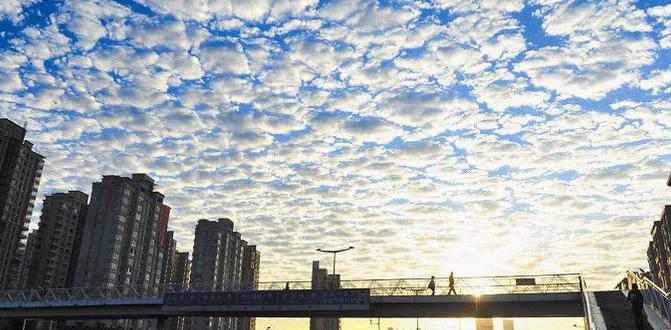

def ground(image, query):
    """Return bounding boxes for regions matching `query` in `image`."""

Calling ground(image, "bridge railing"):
[625,270,671,323]
[0,273,581,305]
[339,273,581,296]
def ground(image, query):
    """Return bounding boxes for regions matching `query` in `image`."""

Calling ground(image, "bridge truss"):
[0,273,581,306]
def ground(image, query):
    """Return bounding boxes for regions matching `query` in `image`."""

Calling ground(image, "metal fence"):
[625,270,671,323]
[579,275,603,330]
[0,273,581,305]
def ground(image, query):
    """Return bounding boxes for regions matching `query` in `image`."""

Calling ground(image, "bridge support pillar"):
[149,317,166,330]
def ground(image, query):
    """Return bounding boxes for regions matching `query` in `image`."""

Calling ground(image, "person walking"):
[627,283,645,330]
[428,276,436,295]
[448,271,457,295]
[285,282,290,290]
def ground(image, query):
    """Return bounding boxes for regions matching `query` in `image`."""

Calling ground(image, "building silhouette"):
[310,260,341,330]
[155,205,171,286]
[17,231,36,289]
[647,173,671,291]
[237,243,261,330]
[0,118,44,290]
[189,218,259,330]
[27,191,89,289]
[158,231,189,330]
[70,174,168,330]
[172,252,191,330]
[158,230,178,287]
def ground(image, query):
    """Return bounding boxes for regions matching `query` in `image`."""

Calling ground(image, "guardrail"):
[0,273,581,305]
[625,270,671,323]
[580,275,606,330]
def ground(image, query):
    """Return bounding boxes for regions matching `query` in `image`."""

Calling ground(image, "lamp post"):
[316,246,354,276]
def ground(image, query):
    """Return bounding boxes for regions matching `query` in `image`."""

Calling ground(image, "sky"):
[2,0,671,314]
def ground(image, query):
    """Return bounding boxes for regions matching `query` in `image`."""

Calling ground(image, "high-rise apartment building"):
[17,232,36,289]
[70,174,167,330]
[310,260,341,330]
[648,217,670,291]
[159,230,181,330]
[646,173,671,292]
[189,218,259,330]
[27,191,89,289]
[158,230,178,287]
[237,243,261,330]
[155,205,171,287]
[170,252,191,330]
[190,220,221,288]
[174,252,191,287]
[0,118,44,290]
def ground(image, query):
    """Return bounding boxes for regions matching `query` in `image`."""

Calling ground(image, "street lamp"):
[316,246,354,276]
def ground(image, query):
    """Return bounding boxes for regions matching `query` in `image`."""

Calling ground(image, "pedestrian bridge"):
[0,273,584,320]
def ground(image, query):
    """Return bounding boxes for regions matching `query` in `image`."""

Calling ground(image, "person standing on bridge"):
[428,276,436,295]
[627,283,645,330]
[448,271,457,295]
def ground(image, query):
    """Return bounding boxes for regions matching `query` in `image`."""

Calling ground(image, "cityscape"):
[2,0,671,329]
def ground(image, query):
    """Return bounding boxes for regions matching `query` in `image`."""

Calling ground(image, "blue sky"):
[2,0,671,301]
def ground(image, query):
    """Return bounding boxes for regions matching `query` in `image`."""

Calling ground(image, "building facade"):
[237,243,261,330]
[70,174,167,330]
[159,231,181,330]
[0,118,44,290]
[158,231,178,287]
[174,252,191,288]
[310,260,341,330]
[646,173,671,291]
[189,218,259,330]
[27,191,89,289]
[17,232,36,289]
[171,252,191,330]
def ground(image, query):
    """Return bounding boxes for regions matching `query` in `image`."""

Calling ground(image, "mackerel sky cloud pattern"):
[1,0,671,287]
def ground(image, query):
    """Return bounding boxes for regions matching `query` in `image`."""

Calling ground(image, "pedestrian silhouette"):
[448,271,457,295]
[428,276,436,295]
[285,282,290,290]
[627,283,645,330]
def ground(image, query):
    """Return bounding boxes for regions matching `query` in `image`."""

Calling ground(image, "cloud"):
[340,117,404,143]
[0,0,38,23]
[0,69,24,93]
[198,41,251,75]
[515,37,657,99]
[639,67,671,93]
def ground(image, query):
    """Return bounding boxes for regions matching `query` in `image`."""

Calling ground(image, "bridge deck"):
[0,293,583,319]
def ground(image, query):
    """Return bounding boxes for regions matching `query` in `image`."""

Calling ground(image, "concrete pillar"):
[149,317,166,330]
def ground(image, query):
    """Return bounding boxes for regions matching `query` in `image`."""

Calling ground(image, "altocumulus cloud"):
[2,0,671,288]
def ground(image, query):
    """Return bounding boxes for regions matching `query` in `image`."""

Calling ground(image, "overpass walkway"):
[0,273,584,322]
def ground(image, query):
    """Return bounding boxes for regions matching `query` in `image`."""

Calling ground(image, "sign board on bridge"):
[515,278,536,286]
[163,289,371,312]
